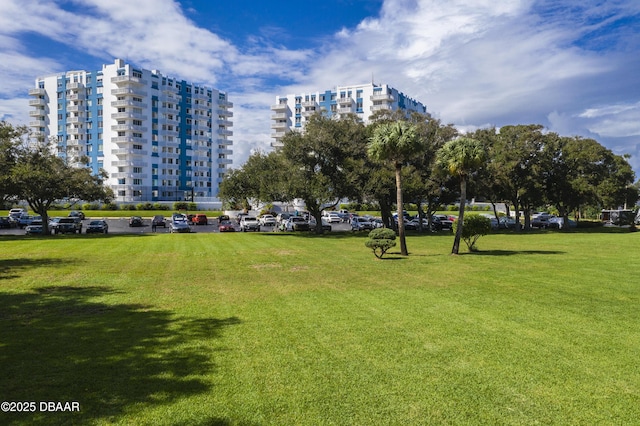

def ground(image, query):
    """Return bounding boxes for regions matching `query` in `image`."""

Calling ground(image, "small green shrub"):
[101,202,119,210]
[365,228,397,259]
[453,214,492,252]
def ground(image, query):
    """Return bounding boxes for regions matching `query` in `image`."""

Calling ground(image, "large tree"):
[436,137,487,254]
[11,144,112,234]
[368,121,422,255]
[0,121,28,204]
[281,113,368,233]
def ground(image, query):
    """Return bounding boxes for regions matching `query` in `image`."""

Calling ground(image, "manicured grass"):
[1,230,639,425]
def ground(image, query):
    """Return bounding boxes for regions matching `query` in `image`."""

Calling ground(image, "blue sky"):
[1,0,639,177]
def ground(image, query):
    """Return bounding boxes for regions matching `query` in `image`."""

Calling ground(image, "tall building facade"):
[270,83,426,147]
[28,59,233,203]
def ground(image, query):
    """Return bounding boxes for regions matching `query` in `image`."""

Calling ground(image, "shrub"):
[365,228,397,259]
[122,204,137,211]
[453,214,492,252]
[101,202,119,210]
[155,203,170,211]
[83,203,100,210]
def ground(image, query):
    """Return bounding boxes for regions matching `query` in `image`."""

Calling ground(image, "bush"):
[365,228,397,259]
[101,202,119,210]
[121,204,137,211]
[453,214,492,252]
[155,203,170,211]
[83,203,100,210]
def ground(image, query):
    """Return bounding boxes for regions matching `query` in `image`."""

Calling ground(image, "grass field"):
[1,229,639,425]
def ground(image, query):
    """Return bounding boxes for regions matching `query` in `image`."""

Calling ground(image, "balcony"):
[111,75,147,85]
[217,129,233,137]
[301,109,317,117]
[216,138,232,146]
[271,122,288,129]
[219,100,233,108]
[29,110,46,117]
[66,105,81,112]
[111,112,148,120]
[111,88,148,97]
[66,116,82,124]
[271,113,287,120]
[66,127,82,135]
[66,93,85,101]
[370,93,394,102]
[111,124,148,132]
[370,104,391,112]
[216,119,232,127]
[270,103,288,111]
[337,107,353,114]
[115,160,147,167]
[67,82,84,90]
[66,139,84,146]
[337,97,353,105]
[301,100,317,108]
[28,98,46,106]
[29,120,46,127]
[29,88,46,96]
[111,99,144,108]
[113,136,145,144]
[271,131,286,139]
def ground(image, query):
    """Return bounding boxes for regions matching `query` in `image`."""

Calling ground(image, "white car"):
[323,212,342,223]
[240,216,260,232]
[259,215,276,226]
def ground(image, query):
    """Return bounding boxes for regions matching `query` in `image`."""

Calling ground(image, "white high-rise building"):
[28,59,233,204]
[270,83,426,147]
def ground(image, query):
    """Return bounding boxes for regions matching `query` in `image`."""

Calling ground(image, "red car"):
[218,220,235,232]
[192,214,208,225]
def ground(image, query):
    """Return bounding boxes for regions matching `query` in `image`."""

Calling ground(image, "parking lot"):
[1,216,354,236]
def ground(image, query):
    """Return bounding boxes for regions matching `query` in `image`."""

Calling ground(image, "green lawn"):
[1,230,639,425]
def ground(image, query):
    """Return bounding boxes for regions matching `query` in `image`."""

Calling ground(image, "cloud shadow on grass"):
[0,286,240,425]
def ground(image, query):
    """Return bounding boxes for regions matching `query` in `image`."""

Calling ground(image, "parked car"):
[218,220,235,232]
[18,214,38,229]
[86,220,109,234]
[498,217,517,229]
[239,216,260,232]
[68,210,85,220]
[259,214,276,227]
[285,216,310,231]
[275,213,292,227]
[170,219,191,233]
[0,217,13,229]
[433,214,453,230]
[531,215,555,229]
[309,218,332,232]
[9,208,25,219]
[548,216,577,229]
[192,214,208,225]
[351,216,374,231]
[51,217,82,234]
[129,216,143,227]
[323,212,342,223]
[25,220,44,235]
[152,215,166,228]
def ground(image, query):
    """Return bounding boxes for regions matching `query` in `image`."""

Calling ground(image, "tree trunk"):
[395,164,408,256]
[452,178,466,254]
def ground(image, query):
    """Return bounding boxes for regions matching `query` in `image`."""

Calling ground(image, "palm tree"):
[368,121,422,256]
[436,137,487,254]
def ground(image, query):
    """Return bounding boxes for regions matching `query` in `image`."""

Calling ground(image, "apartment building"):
[28,59,233,203]
[270,83,426,147]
